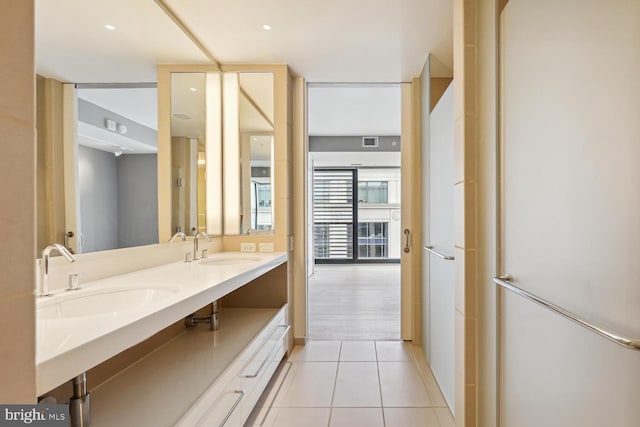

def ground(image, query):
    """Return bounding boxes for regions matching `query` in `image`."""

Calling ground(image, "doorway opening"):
[306,84,402,341]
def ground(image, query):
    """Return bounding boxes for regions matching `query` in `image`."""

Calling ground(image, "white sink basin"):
[38,286,180,320]
[199,256,262,266]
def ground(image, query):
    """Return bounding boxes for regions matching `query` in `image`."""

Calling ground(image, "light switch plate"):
[240,242,256,252]
[259,243,274,253]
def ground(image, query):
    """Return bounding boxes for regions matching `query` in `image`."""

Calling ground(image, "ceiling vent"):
[362,136,379,147]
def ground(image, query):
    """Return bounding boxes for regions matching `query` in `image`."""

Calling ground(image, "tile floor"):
[247,341,454,427]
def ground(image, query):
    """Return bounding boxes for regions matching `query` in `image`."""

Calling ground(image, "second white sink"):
[198,256,262,266]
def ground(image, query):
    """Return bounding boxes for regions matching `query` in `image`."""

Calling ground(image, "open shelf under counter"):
[90,306,287,427]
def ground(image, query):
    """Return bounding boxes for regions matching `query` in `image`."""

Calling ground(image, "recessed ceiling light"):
[263,24,272,30]
[190,87,197,92]
[105,24,116,31]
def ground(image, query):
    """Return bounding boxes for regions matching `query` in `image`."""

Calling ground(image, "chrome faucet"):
[193,232,212,260]
[169,232,187,242]
[39,243,76,297]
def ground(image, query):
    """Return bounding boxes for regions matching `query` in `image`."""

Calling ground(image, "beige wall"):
[430,77,453,113]
[0,0,36,402]
[453,0,479,424]
[475,0,498,426]
[292,76,307,342]
[36,76,66,251]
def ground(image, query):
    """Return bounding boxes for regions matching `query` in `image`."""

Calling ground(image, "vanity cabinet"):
[91,306,287,427]
[38,253,290,427]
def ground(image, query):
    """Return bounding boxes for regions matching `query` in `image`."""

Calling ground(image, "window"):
[251,181,272,230]
[358,181,388,204]
[256,182,271,207]
[357,222,389,258]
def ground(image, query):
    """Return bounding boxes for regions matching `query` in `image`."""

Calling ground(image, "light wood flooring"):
[308,264,401,341]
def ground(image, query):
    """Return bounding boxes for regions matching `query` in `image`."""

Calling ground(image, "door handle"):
[403,229,410,253]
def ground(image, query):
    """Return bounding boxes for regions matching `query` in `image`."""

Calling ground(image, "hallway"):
[308,265,400,340]
[247,341,454,427]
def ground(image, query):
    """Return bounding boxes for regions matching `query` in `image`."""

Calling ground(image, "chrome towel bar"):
[423,245,455,260]
[494,276,640,351]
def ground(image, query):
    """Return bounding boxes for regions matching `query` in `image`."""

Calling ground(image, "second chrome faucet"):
[193,232,212,260]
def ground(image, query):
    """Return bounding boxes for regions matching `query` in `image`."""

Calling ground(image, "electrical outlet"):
[259,242,274,253]
[240,242,256,252]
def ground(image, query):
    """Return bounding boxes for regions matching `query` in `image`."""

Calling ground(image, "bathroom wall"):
[419,56,431,354]
[78,147,159,252]
[430,78,453,113]
[474,0,499,425]
[117,154,159,248]
[0,0,36,403]
[452,0,479,424]
[499,0,640,425]
[36,76,66,251]
[78,145,119,252]
[44,238,222,293]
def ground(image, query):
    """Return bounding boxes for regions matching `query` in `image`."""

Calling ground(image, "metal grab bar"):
[423,245,455,260]
[494,276,640,351]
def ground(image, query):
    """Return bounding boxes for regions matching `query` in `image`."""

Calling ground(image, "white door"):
[424,83,455,410]
[500,1,640,425]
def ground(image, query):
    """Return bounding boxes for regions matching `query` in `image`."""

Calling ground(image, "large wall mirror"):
[35,0,211,253]
[223,72,275,235]
[36,80,162,255]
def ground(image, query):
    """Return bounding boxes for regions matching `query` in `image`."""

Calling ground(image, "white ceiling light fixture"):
[262,24,271,31]
[104,24,116,31]
[190,87,197,92]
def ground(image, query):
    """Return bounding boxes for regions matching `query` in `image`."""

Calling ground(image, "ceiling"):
[35,0,452,85]
[35,0,451,151]
[35,0,209,83]
[165,0,453,81]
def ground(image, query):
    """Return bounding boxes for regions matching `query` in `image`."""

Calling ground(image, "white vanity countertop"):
[36,251,287,396]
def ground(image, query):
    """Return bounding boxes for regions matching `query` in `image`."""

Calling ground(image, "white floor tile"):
[375,341,413,361]
[384,408,441,427]
[339,341,377,361]
[288,341,342,362]
[329,408,384,427]
[378,362,432,407]
[332,362,381,407]
[273,362,338,407]
[435,407,455,427]
[261,407,331,427]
